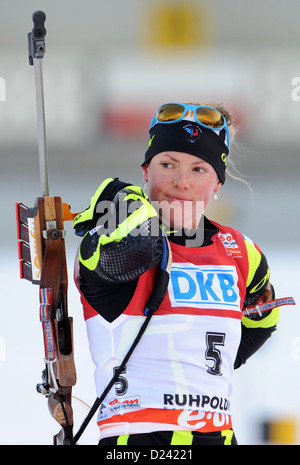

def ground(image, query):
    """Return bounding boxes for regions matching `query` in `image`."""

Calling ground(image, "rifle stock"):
[36,196,76,444]
[16,194,77,444]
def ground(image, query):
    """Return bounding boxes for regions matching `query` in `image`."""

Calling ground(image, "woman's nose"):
[173,170,190,190]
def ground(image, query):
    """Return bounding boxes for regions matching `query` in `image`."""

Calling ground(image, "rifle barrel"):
[33,57,49,197]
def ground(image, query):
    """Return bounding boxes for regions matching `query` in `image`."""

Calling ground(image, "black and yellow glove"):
[74,178,162,282]
[73,178,137,236]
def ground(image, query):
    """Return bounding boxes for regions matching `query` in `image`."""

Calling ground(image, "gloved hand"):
[73,178,150,236]
[75,178,162,282]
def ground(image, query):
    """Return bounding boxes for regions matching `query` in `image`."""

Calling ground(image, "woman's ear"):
[214,179,222,193]
[142,163,149,183]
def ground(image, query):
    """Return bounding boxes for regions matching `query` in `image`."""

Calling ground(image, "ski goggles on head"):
[150,103,230,147]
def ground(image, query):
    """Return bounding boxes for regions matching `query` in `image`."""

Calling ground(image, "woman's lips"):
[164,195,193,204]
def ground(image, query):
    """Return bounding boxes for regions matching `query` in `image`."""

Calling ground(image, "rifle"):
[15,11,172,446]
[15,11,77,445]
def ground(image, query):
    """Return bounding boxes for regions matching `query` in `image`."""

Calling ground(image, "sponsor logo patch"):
[218,232,243,257]
[168,263,240,311]
[97,396,141,421]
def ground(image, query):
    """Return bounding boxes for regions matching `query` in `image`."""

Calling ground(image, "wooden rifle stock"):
[35,196,76,444]
[16,196,78,444]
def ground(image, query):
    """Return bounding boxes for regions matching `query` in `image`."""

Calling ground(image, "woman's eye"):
[194,167,206,173]
[161,162,173,168]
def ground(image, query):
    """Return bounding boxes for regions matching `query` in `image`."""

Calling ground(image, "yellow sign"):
[141,1,214,50]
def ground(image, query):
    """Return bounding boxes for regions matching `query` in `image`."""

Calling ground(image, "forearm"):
[234,324,276,369]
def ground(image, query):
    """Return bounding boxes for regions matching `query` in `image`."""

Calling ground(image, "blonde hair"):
[184,101,252,193]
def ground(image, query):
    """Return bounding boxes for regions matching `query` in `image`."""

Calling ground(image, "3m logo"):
[168,263,240,311]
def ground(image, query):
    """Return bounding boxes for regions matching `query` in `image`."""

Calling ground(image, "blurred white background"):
[0,0,299,445]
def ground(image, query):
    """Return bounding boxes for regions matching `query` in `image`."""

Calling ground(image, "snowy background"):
[1,0,300,445]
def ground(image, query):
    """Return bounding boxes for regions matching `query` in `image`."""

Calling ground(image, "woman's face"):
[142,151,222,230]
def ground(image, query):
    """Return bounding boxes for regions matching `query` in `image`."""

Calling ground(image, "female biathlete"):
[73,102,280,445]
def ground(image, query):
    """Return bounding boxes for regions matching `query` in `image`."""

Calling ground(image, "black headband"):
[142,121,229,184]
